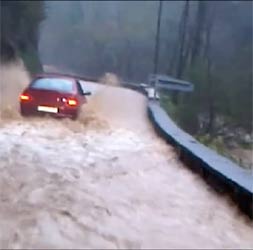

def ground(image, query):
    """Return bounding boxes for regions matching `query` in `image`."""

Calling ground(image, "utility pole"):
[153,0,163,100]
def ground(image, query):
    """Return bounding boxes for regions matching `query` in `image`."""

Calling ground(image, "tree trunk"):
[170,1,190,105]
[176,0,190,79]
[190,1,207,65]
[206,55,215,136]
[205,3,216,136]
[168,41,177,76]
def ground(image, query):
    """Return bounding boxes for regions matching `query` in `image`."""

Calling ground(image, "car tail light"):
[20,94,31,101]
[67,98,78,106]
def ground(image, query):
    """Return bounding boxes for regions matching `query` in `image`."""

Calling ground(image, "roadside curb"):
[147,101,253,219]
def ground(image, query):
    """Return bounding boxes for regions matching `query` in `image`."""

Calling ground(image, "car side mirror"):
[82,91,91,96]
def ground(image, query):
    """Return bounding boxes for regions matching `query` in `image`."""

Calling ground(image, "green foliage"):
[161,60,211,134]
[160,93,178,122]
[18,48,42,74]
[1,1,45,72]
[169,2,252,134]
[197,134,227,155]
[197,134,252,169]
[241,142,253,150]
[161,92,200,134]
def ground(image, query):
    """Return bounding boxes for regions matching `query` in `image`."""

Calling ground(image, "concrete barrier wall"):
[148,101,253,219]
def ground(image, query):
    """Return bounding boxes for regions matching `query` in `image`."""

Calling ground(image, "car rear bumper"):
[20,103,79,119]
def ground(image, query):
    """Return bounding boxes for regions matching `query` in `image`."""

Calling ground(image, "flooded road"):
[0,74,253,248]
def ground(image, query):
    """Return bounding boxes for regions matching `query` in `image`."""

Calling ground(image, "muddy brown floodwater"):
[0,65,252,249]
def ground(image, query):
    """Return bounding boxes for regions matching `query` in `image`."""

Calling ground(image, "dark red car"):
[19,74,91,120]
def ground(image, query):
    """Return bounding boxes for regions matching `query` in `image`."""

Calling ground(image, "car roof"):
[33,73,76,82]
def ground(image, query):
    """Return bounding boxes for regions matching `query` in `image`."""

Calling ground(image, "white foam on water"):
[0,68,252,248]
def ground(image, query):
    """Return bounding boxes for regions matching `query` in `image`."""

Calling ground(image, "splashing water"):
[0,61,30,121]
[0,65,252,249]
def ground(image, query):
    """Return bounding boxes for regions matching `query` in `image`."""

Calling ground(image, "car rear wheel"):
[20,107,29,117]
[71,110,79,120]
[71,114,78,120]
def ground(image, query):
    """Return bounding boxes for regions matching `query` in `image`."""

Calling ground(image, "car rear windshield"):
[30,78,74,93]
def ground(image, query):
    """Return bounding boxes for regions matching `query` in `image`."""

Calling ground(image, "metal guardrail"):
[148,74,194,92]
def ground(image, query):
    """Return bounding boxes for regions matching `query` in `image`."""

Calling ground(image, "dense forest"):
[39,2,252,128]
[1,0,45,72]
[40,1,182,80]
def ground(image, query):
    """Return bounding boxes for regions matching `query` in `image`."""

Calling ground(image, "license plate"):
[37,106,58,113]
